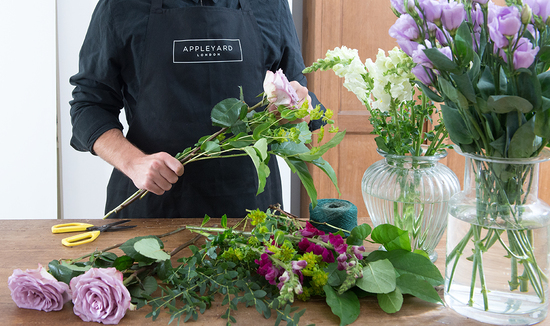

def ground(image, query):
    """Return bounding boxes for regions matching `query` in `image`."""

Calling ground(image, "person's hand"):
[267,81,312,125]
[126,152,184,195]
[289,81,312,125]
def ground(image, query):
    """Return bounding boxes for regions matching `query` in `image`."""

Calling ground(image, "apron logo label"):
[173,39,243,64]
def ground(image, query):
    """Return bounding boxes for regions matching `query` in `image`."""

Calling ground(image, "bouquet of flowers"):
[8,207,445,325]
[389,0,550,322]
[105,69,344,218]
[304,47,458,261]
[304,46,448,156]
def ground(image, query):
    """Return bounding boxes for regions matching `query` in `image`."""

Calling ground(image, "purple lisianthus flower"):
[390,0,407,15]
[263,69,299,108]
[300,222,325,238]
[8,264,71,312]
[488,4,522,48]
[473,0,489,4]
[418,0,443,23]
[501,37,540,69]
[470,3,485,33]
[412,65,435,86]
[524,0,550,21]
[397,39,420,56]
[390,14,420,41]
[412,43,433,68]
[441,1,466,32]
[70,268,131,325]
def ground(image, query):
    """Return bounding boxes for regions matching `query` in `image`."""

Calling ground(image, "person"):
[69,0,322,218]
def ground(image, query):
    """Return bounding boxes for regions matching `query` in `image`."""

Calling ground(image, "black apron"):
[105,0,282,218]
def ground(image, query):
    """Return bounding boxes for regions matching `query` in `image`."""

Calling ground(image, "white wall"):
[56,0,303,219]
[0,1,58,219]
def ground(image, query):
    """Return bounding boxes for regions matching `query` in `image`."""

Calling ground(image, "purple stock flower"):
[390,14,420,42]
[352,246,366,260]
[441,1,466,32]
[291,260,307,271]
[488,4,522,48]
[297,237,335,263]
[256,253,281,285]
[300,222,324,238]
[328,234,348,254]
[524,0,550,20]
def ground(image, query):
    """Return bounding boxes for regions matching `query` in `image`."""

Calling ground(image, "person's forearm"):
[93,129,145,177]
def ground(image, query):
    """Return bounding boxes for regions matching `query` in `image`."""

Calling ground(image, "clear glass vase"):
[361,147,460,262]
[445,148,550,325]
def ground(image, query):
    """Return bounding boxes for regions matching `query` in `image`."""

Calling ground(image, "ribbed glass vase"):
[361,147,460,262]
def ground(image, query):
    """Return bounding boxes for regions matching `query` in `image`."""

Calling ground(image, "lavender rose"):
[263,69,299,108]
[8,264,71,312]
[418,0,443,23]
[70,268,131,325]
[389,14,420,42]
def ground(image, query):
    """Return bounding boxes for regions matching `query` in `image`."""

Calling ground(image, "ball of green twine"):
[309,199,357,234]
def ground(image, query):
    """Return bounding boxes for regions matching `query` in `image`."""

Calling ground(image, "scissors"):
[51,220,136,247]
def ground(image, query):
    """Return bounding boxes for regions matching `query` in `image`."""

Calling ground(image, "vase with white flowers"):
[304,46,460,263]
[389,0,550,324]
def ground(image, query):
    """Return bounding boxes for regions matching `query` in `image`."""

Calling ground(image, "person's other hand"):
[289,81,312,125]
[126,152,184,195]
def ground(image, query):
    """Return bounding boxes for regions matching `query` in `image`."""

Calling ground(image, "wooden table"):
[0,218,489,325]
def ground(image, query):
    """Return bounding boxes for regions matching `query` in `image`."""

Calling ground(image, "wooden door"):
[300,0,550,219]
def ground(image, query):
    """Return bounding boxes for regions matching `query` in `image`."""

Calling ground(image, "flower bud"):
[522,4,533,25]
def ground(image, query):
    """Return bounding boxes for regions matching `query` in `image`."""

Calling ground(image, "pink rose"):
[8,264,71,312]
[70,268,131,325]
[263,69,300,108]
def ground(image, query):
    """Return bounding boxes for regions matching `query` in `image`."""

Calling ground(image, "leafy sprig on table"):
[48,208,444,326]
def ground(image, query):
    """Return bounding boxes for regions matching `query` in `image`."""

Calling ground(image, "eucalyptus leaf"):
[535,108,550,139]
[323,285,360,326]
[517,68,542,111]
[451,72,476,103]
[487,95,534,114]
[367,249,444,287]
[134,238,171,261]
[441,104,474,145]
[356,259,397,294]
[326,263,347,287]
[509,118,537,158]
[396,274,443,305]
[346,223,372,246]
[371,224,411,252]
[377,288,403,314]
[142,275,159,295]
[120,236,165,264]
[424,48,458,73]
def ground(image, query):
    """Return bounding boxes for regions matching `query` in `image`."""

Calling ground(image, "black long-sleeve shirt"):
[69,0,318,153]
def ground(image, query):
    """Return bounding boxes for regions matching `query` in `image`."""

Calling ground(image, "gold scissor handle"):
[61,230,101,247]
[52,223,95,234]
